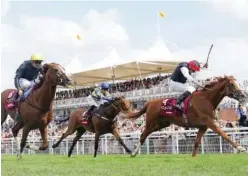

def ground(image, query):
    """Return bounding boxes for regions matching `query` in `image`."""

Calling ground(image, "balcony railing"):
[53,87,182,109]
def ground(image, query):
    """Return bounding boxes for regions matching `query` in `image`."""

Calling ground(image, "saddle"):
[4,87,34,110]
[80,106,98,126]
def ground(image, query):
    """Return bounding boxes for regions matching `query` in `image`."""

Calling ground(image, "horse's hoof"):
[237,146,246,153]
[130,153,136,158]
[17,153,22,160]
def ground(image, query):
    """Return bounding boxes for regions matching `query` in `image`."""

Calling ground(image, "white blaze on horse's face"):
[231,79,241,92]
[56,64,72,86]
[59,65,71,79]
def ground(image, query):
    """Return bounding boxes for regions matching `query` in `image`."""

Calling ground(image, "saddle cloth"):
[159,96,191,117]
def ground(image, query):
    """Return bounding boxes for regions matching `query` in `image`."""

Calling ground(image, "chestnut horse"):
[1,63,72,159]
[52,96,132,157]
[127,76,247,157]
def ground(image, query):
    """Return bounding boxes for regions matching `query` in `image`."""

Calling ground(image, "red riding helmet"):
[188,60,200,71]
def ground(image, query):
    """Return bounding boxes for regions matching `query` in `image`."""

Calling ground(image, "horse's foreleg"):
[112,128,131,153]
[18,125,30,160]
[94,131,100,158]
[68,128,85,157]
[39,126,48,150]
[207,120,246,153]
[192,127,207,157]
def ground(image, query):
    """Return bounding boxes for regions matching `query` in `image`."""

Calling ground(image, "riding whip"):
[205,44,214,67]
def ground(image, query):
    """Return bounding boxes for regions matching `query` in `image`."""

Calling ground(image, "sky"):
[1,0,248,90]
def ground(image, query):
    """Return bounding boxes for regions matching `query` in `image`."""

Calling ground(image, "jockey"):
[170,60,208,111]
[84,82,113,119]
[13,53,44,103]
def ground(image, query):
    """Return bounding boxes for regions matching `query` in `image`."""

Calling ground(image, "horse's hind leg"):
[12,122,24,153]
[94,131,100,158]
[192,126,207,157]
[1,109,7,126]
[112,127,131,153]
[131,127,153,157]
[18,125,31,160]
[68,127,86,157]
[131,120,169,157]
[52,127,76,148]
[207,120,246,153]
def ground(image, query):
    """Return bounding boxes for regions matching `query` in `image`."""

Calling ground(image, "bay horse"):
[52,96,132,157]
[1,63,72,159]
[127,76,247,157]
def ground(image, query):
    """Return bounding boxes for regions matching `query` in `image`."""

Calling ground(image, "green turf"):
[1,154,248,176]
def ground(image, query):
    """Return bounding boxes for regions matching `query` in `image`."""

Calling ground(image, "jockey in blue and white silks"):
[14,53,44,98]
[12,53,45,121]
[84,82,113,119]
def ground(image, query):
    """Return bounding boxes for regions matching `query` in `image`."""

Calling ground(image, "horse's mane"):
[33,63,58,90]
[203,75,235,90]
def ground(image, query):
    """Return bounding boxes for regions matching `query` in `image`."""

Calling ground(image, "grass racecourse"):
[1,154,248,176]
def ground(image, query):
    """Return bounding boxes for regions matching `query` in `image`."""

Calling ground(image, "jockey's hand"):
[18,89,23,96]
[203,63,208,68]
[38,74,43,79]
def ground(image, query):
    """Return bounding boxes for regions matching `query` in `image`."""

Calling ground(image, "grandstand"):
[2,43,248,156]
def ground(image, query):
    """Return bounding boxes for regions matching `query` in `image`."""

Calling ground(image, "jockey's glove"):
[18,89,23,96]
[34,77,41,84]
[102,96,114,101]
[192,79,202,87]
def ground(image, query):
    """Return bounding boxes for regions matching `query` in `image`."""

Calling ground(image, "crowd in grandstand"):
[55,75,170,100]
[2,75,248,139]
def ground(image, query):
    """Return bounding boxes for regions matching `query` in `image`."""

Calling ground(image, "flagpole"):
[156,12,161,37]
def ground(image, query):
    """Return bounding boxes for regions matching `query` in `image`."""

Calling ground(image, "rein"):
[96,99,130,122]
[25,99,50,112]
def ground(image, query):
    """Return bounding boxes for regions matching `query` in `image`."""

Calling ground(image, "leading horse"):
[1,63,72,159]
[127,76,247,157]
[52,96,132,157]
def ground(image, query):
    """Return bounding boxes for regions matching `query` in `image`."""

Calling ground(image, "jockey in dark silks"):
[13,53,44,120]
[169,60,208,112]
[84,82,114,120]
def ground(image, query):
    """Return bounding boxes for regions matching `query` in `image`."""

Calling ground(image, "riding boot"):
[84,105,96,120]
[14,92,21,121]
[174,91,191,112]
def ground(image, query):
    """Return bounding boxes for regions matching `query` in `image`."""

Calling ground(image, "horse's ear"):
[43,64,50,73]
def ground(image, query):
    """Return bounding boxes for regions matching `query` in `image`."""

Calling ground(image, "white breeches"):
[19,78,35,91]
[169,80,195,93]
[87,95,108,107]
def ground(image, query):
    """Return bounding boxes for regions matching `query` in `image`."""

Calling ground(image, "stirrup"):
[174,104,183,112]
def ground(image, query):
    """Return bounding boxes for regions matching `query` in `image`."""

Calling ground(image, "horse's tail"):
[127,102,148,119]
[55,116,70,124]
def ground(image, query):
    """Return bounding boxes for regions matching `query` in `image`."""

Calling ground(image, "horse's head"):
[207,76,246,103]
[43,63,72,88]
[111,95,132,114]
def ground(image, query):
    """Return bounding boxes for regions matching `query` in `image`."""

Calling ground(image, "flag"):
[76,34,81,40]
[158,11,165,18]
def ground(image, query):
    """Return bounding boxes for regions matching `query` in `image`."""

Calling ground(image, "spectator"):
[236,104,248,127]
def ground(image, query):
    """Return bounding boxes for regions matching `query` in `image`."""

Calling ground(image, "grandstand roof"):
[71,60,180,86]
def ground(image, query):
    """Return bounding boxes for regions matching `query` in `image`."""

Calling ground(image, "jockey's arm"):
[180,67,201,86]
[100,91,113,101]
[200,62,208,69]
[14,62,26,89]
